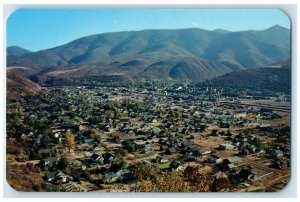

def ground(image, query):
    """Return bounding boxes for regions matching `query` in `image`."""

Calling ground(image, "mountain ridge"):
[7,25,290,83]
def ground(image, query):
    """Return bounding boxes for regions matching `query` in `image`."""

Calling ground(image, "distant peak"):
[266,25,289,30]
[7,46,32,52]
[213,29,231,33]
[7,46,32,57]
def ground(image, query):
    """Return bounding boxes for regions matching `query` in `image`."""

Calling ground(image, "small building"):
[272,150,284,159]
[90,153,102,163]
[169,161,183,171]
[198,148,212,155]
[223,156,241,165]
[166,147,176,155]
[156,156,169,164]
[206,155,223,164]
[103,172,119,183]
[219,143,234,150]
[42,157,57,167]
[45,170,68,183]
[190,134,202,139]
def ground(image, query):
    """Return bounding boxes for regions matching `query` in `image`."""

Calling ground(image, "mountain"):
[7,67,42,99]
[7,25,290,83]
[7,46,32,57]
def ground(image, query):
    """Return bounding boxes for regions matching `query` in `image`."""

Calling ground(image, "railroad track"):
[219,102,290,112]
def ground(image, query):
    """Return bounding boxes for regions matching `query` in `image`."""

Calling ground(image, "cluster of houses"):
[6,82,290,191]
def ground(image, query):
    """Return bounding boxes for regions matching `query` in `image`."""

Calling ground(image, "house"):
[169,161,183,171]
[223,156,241,164]
[198,148,212,155]
[84,138,95,145]
[143,143,153,153]
[42,157,57,167]
[160,145,168,151]
[90,153,102,163]
[190,134,202,139]
[16,154,29,162]
[102,152,114,164]
[272,150,284,159]
[156,156,169,164]
[218,143,234,150]
[183,152,196,161]
[206,155,222,164]
[166,147,177,155]
[225,163,237,170]
[45,170,68,183]
[234,112,247,118]
[117,169,130,182]
[93,146,101,151]
[103,172,119,183]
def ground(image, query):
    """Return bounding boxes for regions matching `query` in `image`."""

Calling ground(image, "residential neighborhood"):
[6,81,290,192]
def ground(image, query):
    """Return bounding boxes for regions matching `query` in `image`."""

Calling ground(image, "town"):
[6,81,291,192]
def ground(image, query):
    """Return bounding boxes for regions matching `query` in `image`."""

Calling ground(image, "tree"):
[57,155,71,175]
[183,165,200,184]
[129,163,157,181]
[89,129,101,143]
[212,177,232,192]
[135,170,189,192]
[183,165,213,192]
[40,135,51,148]
[251,137,265,150]
[122,139,136,153]
[110,160,128,173]
[65,131,75,152]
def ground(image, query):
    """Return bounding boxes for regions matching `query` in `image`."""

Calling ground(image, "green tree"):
[57,155,71,175]
[122,139,136,153]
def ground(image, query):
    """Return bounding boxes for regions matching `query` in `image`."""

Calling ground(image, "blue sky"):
[7,9,290,51]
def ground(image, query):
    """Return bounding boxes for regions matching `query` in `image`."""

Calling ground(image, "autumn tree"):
[189,173,213,192]
[211,176,232,192]
[183,165,213,192]
[129,163,157,181]
[183,165,200,184]
[89,129,101,143]
[65,131,75,152]
[135,170,189,192]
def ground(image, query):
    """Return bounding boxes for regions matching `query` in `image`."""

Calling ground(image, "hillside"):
[7,68,42,99]
[201,66,291,93]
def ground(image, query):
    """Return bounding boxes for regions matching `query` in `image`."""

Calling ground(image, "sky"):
[6,8,291,51]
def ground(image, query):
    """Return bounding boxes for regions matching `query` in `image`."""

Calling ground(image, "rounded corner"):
[5,176,25,193]
[6,8,25,28]
[274,8,292,29]
[271,172,292,193]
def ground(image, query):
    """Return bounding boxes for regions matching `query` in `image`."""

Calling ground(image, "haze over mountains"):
[7,25,290,84]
